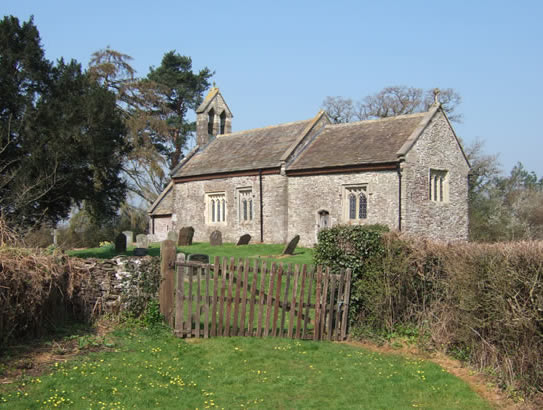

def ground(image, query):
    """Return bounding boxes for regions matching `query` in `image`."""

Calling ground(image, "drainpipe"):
[397,165,402,231]
[259,169,264,242]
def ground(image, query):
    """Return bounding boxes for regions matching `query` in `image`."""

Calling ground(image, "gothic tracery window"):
[238,188,253,222]
[344,185,368,221]
[206,192,226,223]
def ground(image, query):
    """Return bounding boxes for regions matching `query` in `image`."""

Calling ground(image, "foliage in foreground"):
[0,325,491,409]
[315,225,543,399]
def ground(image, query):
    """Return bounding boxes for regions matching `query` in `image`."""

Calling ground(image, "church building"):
[149,88,470,247]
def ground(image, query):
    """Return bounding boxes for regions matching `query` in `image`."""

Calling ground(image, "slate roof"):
[288,112,427,170]
[149,183,173,215]
[173,119,313,177]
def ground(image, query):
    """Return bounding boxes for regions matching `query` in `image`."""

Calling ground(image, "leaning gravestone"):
[188,253,210,264]
[136,233,149,249]
[210,230,222,246]
[236,234,251,246]
[114,233,127,252]
[177,226,195,246]
[167,231,177,242]
[282,235,300,255]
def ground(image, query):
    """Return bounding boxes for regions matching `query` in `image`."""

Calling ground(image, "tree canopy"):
[0,16,128,230]
[88,48,213,204]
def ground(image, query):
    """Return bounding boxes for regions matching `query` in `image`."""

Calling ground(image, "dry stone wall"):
[77,256,158,316]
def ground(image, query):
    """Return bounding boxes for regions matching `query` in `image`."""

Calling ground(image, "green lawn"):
[68,242,314,266]
[0,325,491,409]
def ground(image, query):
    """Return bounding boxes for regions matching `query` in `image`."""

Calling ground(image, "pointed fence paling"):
[170,256,351,341]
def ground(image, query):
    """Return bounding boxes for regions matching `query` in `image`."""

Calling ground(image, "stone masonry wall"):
[172,174,288,244]
[287,171,400,247]
[402,110,470,241]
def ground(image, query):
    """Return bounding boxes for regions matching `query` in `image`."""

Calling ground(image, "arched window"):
[434,177,438,201]
[217,198,221,221]
[220,111,226,134]
[349,193,356,219]
[359,193,367,219]
[249,199,253,220]
[221,199,226,221]
[208,109,215,135]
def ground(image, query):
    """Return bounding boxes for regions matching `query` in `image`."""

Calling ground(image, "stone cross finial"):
[433,88,440,104]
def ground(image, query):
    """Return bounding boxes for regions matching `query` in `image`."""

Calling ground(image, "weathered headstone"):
[167,231,177,242]
[210,230,222,246]
[176,253,186,264]
[114,233,126,252]
[136,234,149,249]
[123,231,134,247]
[282,235,300,255]
[133,247,148,256]
[187,253,210,264]
[177,226,195,246]
[236,233,251,246]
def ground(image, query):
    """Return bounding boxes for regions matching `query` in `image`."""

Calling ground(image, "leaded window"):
[238,188,253,222]
[206,192,226,224]
[344,185,368,221]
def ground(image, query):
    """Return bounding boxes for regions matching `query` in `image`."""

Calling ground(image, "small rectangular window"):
[238,188,253,222]
[429,169,449,203]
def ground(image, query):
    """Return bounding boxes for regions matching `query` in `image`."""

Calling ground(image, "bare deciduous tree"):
[322,86,462,124]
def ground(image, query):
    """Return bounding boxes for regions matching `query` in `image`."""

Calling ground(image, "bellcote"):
[196,87,233,147]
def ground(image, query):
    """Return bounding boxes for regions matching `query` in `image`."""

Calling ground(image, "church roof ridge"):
[218,117,313,138]
[326,111,427,128]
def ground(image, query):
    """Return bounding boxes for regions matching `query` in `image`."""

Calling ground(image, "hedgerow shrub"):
[0,247,90,345]
[314,227,543,399]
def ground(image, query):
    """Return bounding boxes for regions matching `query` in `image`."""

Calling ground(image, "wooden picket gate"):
[167,257,351,341]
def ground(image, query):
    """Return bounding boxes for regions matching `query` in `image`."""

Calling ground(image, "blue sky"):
[4,0,543,176]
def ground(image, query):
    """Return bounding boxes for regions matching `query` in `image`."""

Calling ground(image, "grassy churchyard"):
[68,242,314,266]
[0,323,492,409]
[0,242,498,409]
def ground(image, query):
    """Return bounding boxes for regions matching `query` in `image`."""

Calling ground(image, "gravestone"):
[236,233,251,246]
[210,230,222,246]
[136,234,149,249]
[123,231,134,247]
[167,231,177,242]
[187,253,210,264]
[282,235,300,255]
[114,233,127,252]
[133,247,148,256]
[177,226,195,246]
[176,253,186,264]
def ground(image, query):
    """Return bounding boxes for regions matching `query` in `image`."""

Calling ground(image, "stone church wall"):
[402,111,469,241]
[172,174,288,244]
[287,171,400,247]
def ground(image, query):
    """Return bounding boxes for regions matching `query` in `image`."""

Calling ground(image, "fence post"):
[159,239,177,327]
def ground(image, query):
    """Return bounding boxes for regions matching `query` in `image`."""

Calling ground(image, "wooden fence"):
[160,255,351,341]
